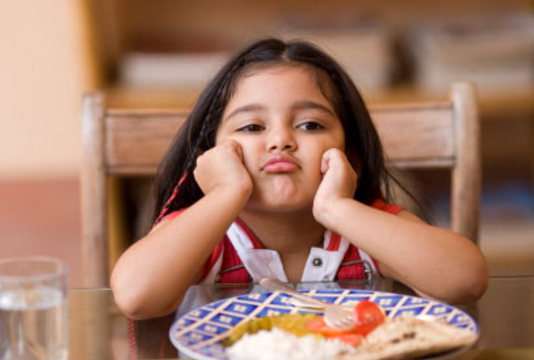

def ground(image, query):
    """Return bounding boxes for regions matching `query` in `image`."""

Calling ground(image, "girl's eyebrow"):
[224,100,335,122]
[292,101,335,117]
[224,104,264,122]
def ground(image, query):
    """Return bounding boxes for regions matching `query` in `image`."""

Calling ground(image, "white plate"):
[169,289,478,360]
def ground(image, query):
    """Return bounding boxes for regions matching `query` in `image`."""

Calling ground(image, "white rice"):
[226,327,356,360]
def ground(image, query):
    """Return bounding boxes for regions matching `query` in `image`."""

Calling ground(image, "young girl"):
[110,38,488,320]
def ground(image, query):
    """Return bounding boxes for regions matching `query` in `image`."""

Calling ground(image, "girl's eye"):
[237,124,264,132]
[298,122,324,131]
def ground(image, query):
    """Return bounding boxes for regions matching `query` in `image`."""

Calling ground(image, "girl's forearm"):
[324,198,488,304]
[111,187,250,319]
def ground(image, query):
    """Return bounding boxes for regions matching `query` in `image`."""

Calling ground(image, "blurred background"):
[1,0,533,287]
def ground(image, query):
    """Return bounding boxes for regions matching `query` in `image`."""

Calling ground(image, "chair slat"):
[104,104,455,170]
[105,112,188,169]
[371,104,454,164]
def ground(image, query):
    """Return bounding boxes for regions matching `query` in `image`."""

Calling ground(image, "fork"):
[259,277,355,330]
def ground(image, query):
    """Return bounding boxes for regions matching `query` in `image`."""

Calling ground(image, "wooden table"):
[68,276,534,359]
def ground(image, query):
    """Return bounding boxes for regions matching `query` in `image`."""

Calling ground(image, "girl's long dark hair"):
[146,37,397,232]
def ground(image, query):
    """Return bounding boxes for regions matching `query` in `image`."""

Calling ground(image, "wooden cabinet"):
[87,0,534,116]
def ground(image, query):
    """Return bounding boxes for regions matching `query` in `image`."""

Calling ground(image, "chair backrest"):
[80,82,480,287]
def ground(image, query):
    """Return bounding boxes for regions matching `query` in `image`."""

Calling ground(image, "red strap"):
[326,232,341,251]
[218,236,250,283]
[336,245,366,280]
[217,219,267,283]
[157,208,186,223]
[371,199,403,215]
[153,174,188,226]
[197,219,264,283]
[127,318,138,360]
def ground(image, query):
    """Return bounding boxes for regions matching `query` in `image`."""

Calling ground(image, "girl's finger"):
[232,141,244,160]
[320,153,330,174]
[321,148,343,174]
[222,139,244,160]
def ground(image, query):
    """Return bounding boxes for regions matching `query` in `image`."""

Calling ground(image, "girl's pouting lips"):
[261,155,300,173]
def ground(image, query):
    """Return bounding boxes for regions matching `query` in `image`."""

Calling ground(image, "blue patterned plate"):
[169,289,478,360]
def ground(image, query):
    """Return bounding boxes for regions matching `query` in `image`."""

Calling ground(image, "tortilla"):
[339,315,478,360]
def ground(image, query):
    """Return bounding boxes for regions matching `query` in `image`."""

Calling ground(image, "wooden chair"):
[80,82,480,287]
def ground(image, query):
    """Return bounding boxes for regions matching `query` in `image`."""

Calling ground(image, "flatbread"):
[339,315,478,360]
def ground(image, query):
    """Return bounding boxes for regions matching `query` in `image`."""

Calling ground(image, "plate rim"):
[169,288,479,360]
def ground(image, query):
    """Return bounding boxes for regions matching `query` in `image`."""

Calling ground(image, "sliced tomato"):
[334,333,363,347]
[352,300,386,336]
[306,317,356,338]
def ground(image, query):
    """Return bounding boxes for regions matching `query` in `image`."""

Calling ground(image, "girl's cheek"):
[242,156,254,174]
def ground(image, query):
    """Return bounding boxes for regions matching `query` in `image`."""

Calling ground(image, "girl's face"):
[215,64,345,212]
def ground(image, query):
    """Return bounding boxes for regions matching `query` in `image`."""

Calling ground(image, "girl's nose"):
[266,126,297,152]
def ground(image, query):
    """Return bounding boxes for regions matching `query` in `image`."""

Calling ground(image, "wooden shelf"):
[90,0,534,120]
[367,85,534,119]
[105,86,200,109]
[104,84,534,119]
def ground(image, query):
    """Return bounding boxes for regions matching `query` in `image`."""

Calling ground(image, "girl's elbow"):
[467,263,489,302]
[450,241,489,303]
[110,274,146,319]
[425,257,488,305]
[111,273,153,319]
[452,259,489,304]
[113,295,146,320]
[111,274,183,320]
[112,288,175,320]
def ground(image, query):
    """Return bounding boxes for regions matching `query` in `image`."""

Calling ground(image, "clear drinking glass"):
[0,257,68,360]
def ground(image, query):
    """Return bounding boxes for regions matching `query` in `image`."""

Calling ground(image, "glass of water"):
[0,257,68,360]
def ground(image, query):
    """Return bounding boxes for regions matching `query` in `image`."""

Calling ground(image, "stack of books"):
[119,50,231,90]
[409,13,534,95]
[277,16,394,94]
[118,16,394,95]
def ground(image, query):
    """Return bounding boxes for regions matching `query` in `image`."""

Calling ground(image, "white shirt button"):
[312,257,323,268]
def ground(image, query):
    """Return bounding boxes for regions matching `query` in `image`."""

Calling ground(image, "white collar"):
[226,222,350,283]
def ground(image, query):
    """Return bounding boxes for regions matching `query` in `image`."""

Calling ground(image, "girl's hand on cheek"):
[313,148,358,225]
[194,140,253,199]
